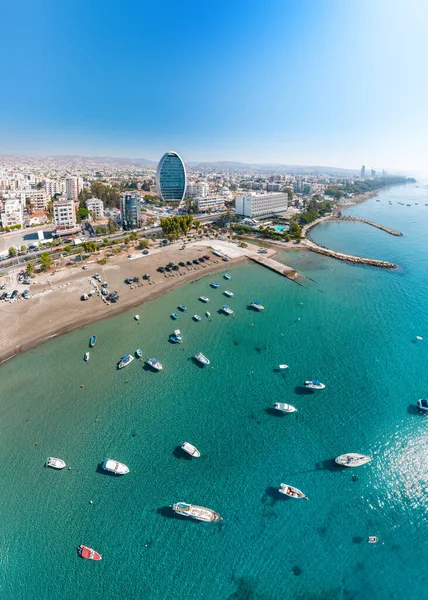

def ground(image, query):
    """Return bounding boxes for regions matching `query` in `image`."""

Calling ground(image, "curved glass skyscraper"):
[156,151,187,202]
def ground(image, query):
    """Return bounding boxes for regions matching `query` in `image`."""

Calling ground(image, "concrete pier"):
[248,254,300,279]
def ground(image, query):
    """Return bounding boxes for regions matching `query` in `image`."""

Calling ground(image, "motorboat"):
[136,349,143,358]
[274,403,297,413]
[305,380,325,390]
[101,458,130,475]
[181,442,201,457]
[210,282,220,288]
[224,273,231,280]
[81,293,89,301]
[335,453,372,467]
[221,305,233,315]
[118,354,134,369]
[278,484,307,499]
[90,335,97,347]
[279,364,288,369]
[84,352,90,362]
[171,313,178,320]
[172,502,221,522]
[134,315,140,321]
[250,301,264,311]
[205,311,211,318]
[199,296,210,303]
[78,545,102,561]
[416,336,423,341]
[224,290,234,297]
[417,398,428,412]
[178,304,187,311]
[194,351,210,366]
[170,329,183,343]
[45,457,66,469]
[147,358,163,371]
[368,536,379,544]
[193,314,201,321]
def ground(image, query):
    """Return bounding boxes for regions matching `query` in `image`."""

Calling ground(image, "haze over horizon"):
[1,0,427,173]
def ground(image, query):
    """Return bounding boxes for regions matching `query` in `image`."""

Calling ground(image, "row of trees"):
[159,215,198,240]
[325,176,416,200]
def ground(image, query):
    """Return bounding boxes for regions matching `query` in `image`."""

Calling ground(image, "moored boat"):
[199,296,209,303]
[90,335,97,347]
[250,301,264,311]
[136,349,143,358]
[118,354,134,369]
[78,545,102,561]
[134,315,140,321]
[178,304,187,311]
[274,403,297,413]
[194,351,210,365]
[417,398,428,412]
[101,458,130,475]
[224,290,234,297]
[335,453,372,467]
[181,442,201,457]
[45,457,66,469]
[304,380,325,390]
[221,305,233,315]
[170,329,183,343]
[171,313,178,320]
[84,352,90,362]
[224,273,231,280]
[147,358,163,371]
[193,314,201,321]
[278,484,307,499]
[279,364,288,369]
[210,282,220,288]
[172,502,221,522]
[205,311,210,318]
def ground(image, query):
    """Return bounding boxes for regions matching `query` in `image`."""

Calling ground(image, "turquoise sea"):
[2,183,428,599]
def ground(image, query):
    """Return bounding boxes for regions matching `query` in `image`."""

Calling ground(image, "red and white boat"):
[78,545,102,561]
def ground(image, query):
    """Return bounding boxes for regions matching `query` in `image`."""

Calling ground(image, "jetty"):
[248,254,299,280]
[325,216,403,236]
[303,239,396,269]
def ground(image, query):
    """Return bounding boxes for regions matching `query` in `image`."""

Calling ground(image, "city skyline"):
[1,0,427,173]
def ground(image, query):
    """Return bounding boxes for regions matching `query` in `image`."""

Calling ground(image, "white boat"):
[304,380,325,390]
[224,290,234,297]
[250,301,264,311]
[416,336,423,341]
[274,403,297,413]
[181,442,201,457]
[278,484,307,499]
[205,311,211,318]
[368,536,379,544]
[335,453,372,467]
[147,358,163,371]
[279,364,288,369]
[170,329,183,343]
[417,398,428,412]
[84,352,90,362]
[194,351,210,365]
[101,458,130,475]
[210,282,220,289]
[45,457,66,469]
[221,305,233,315]
[193,314,201,321]
[199,296,209,303]
[224,274,231,280]
[118,354,134,369]
[172,502,221,522]
[134,315,140,321]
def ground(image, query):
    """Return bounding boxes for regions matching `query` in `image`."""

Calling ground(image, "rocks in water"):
[292,565,302,576]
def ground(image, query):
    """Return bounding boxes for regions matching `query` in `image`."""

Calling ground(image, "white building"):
[19,190,49,211]
[218,186,233,200]
[85,197,104,219]
[235,192,288,218]
[186,181,209,198]
[66,177,83,202]
[53,198,76,229]
[195,196,225,213]
[44,179,66,198]
[0,195,25,228]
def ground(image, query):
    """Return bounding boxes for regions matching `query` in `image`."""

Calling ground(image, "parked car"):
[82,265,89,270]
[142,273,150,280]
[133,276,140,282]
[22,290,29,299]
[11,290,19,299]
[0,292,7,300]
[142,250,149,255]
[178,261,186,267]
[124,278,133,284]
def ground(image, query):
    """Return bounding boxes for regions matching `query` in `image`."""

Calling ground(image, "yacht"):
[193,314,201,321]
[194,351,210,366]
[199,296,209,303]
[134,315,140,321]
[205,311,211,318]
[221,305,233,315]
[224,273,231,280]
[172,502,221,522]
[84,352,90,362]
[181,442,201,457]
[178,304,187,311]
[305,380,325,390]
[279,364,288,369]
[45,457,66,469]
[171,313,178,320]
[210,282,220,288]
[250,301,264,311]
[170,329,183,343]
[274,403,297,413]
[417,398,428,412]
[278,484,307,499]
[78,545,102,561]
[101,458,130,475]
[90,335,97,347]
[147,358,163,371]
[335,453,372,467]
[224,290,234,297]
[136,349,143,358]
[118,354,134,369]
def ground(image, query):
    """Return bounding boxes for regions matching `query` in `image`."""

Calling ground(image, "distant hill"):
[0,154,157,168]
[189,161,360,175]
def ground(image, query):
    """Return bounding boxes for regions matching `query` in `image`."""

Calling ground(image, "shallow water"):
[1,183,428,599]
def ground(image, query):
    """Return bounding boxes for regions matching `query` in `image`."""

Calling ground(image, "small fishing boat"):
[193,314,201,321]
[118,354,134,369]
[45,457,66,469]
[178,304,187,311]
[90,335,97,347]
[250,301,264,311]
[194,351,210,366]
[210,282,220,288]
[199,296,209,303]
[171,313,178,320]
[136,349,143,358]
[172,502,221,522]
[181,442,201,457]
[102,458,130,475]
[224,274,231,280]
[279,364,288,369]
[205,311,211,318]
[134,315,140,321]
[368,536,379,544]
[305,380,325,390]
[147,358,163,371]
[169,329,183,343]
[416,336,423,341]
[274,403,297,413]
[417,398,428,412]
[335,453,372,467]
[224,290,234,297]
[221,305,233,315]
[84,352,90,362]
[278,484,307,499]
[78,545,102,561]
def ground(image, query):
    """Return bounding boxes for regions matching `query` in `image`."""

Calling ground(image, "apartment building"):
[235,192,288,217]
[53,198,77,229]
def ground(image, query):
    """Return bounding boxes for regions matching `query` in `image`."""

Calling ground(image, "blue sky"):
[0,0,427,171]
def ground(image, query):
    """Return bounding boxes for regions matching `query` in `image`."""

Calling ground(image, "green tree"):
[289,220,302,241]
[285,187,293,203]
[63,245,72,253]
[26,261,35,275]
[77,207,89,222]
[83,241,97,253]
[20,245,26,253]
[108,219,118,234]
[40,252,52,271]
[138,239,149,249]
[8,247,16,257]
[129,231,138,241]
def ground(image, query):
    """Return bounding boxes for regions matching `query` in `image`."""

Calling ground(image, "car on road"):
[142,250,149,255]
[82,265,88,270]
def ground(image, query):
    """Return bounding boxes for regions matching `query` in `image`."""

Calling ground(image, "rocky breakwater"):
[303,239,397,269]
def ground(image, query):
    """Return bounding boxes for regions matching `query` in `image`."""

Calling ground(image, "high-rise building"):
[53,198,77,230]
[235,192,288,218]
[371,169,376,177]
[66,177,83,202]
[361,165,366,178]
[156,151,187,202]
[120,193,141,230]
[85,197,104,220]
[0,195,25,228]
